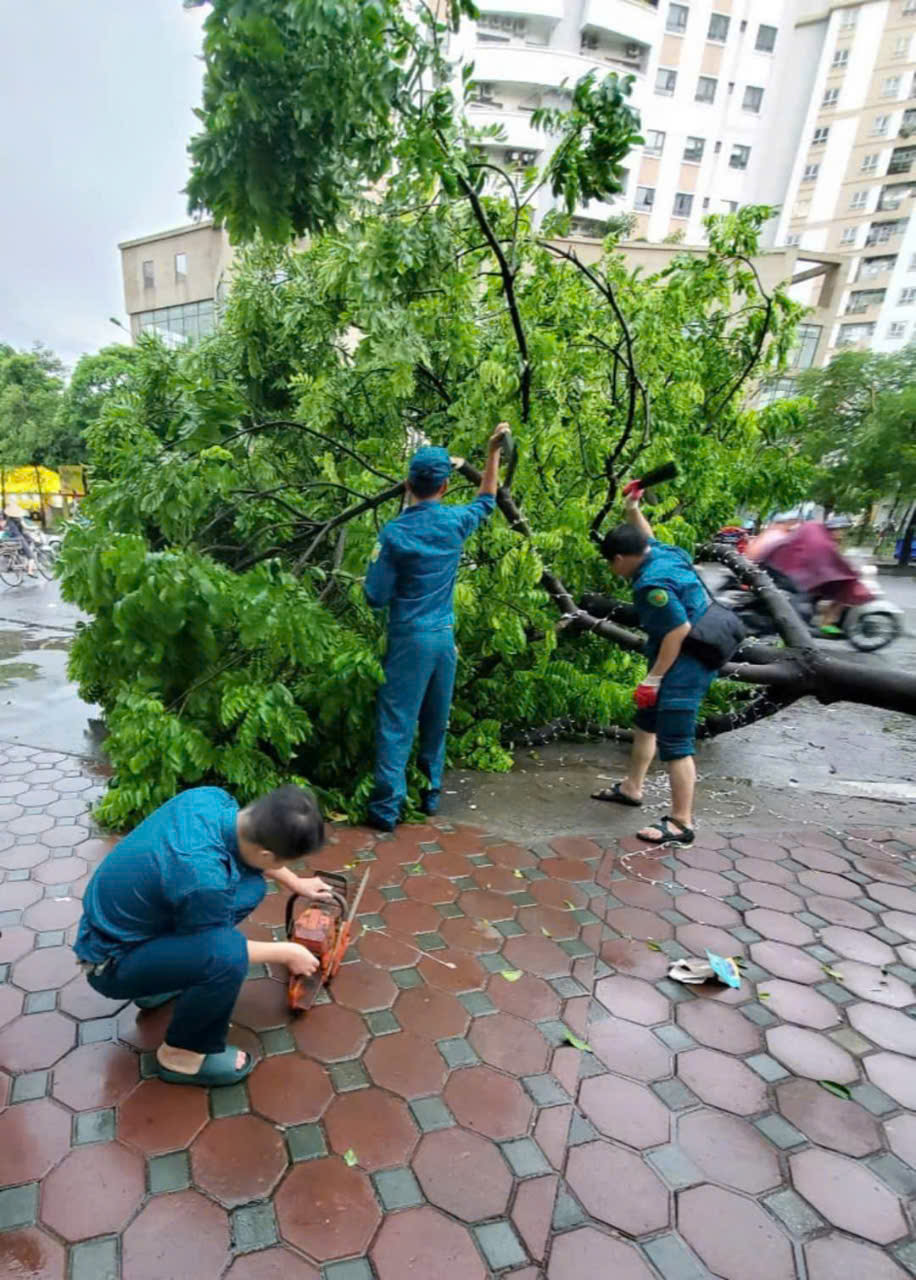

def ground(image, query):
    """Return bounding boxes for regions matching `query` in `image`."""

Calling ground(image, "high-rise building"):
[775,0,916,360]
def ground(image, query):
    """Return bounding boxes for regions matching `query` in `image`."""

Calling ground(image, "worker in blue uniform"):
[364,423,510,831]
[590,489,714,847]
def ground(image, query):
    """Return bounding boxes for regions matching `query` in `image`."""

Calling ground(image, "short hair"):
[408,473,445,499]
[600,524,649,562]
[243,785,325,862]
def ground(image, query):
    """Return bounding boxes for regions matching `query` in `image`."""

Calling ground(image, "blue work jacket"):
[632,539,709,661]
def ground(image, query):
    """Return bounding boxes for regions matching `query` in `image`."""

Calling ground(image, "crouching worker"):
[74,785,332,1087]
[590,490,742,847]
[363,423,510,832]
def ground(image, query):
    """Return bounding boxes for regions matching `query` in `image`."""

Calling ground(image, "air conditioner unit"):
[625,44,640,59]
[582,34,598,50]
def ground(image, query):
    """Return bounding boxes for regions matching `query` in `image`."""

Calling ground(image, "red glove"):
[622,479,644,500]
[634,679,661,709]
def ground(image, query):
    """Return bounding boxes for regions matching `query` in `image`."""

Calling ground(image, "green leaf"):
[342,1148,358,1166]
[758,991,771,1000]
[563,1029,592,1052]
[512,869,524,879]
[541,927,552,937]
[818,1080,851,1100]
[501,970,523,982]
[821,966,844,980]
[645,941,663,952]
[563,899,576,910]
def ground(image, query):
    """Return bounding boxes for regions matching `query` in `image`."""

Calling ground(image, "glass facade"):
[135,299,216,343]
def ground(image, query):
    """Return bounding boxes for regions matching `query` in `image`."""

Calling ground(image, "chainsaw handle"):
[284,871,349,940]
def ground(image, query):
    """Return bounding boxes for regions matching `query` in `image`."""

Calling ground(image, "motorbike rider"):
[0,510,38,577]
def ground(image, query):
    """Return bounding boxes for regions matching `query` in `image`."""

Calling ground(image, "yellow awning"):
[0,466,62,494]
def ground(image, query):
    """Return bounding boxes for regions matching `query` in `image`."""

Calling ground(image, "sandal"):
[156,1047,253,1088]
[135,991,180,1010]
[636,816,695,847]
[591,782,642,807]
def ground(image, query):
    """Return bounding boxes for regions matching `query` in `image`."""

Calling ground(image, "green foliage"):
[0,343,66,468]
[55,345,140,464]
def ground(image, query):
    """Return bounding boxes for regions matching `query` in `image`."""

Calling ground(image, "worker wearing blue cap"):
[364,423,510,831]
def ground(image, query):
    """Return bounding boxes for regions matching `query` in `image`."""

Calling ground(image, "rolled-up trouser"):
[87,926,249,1054]
[634,653,716,762]
[369,625,458,827]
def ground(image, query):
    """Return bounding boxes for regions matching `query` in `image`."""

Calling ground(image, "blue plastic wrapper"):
[705,949,742,989]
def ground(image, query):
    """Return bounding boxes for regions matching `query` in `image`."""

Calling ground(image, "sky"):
[0,1,206,369]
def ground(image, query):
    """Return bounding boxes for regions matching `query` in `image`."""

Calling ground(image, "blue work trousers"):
[87,926,249,1055]
[369,626,458,826]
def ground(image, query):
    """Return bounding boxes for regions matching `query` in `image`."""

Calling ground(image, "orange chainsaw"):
[285,868,370,1013]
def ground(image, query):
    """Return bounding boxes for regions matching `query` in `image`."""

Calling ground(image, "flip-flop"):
[135,991,180,1010]
[156,1047,253,1088]
[636,816,695,847]
[591,782,642,807]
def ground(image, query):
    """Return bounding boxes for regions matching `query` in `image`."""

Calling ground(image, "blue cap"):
[408,445,452,490]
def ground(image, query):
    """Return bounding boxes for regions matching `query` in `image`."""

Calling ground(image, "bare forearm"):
[626,502,653,540]
[479,447,501,496]
[649,623,691,679]
[264,865,297,892]
[247,939,294,966]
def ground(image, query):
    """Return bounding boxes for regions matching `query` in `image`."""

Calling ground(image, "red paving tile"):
[413,1127,512,1219]
[798,869,860,899]
[487,841,539,870]
[51,1041,139,1111]
[357,929,422,968]
[0,1228,66,1280]
[33,855,87,884]
[732,836,790,859]
[594,974,670,1025]
[224,1250,320,1280]
[517,903,580,940]
[678,1109,781,1193]
[457,887,516,922]
[547,1226,655,1280]
[750,939,824,983]
[324,1088,418,1171]
[329,961,398,1012]
[417,946,486,993]
[744,908,814,945]
[734,856,794,885]
[806,894,875,928]
[534,1103,572,1169]
[767,1025,858,1082]
[678,1047,768,1115]
[438,913,502,952]
[0,1011,75,1072]
[487,971,561,1020]
[675,866,734,897]
[119,1078,210,1154]
[885,1113,916,1169]
[776,1079,881,1156]
[589,1017,672,1082]
[116,1002,172,1052]
[0,1098,72,1184]
[837,960,914,1007]
[444,1065,533,1139]
[291,1002,368,1061]
[578,1072,670,1148]
[792,846,850,873]
[121,1189,230,1279]
[759,979,840,1029]
[371,1205,487,1279]
[676,998,762,1054]
[191,1114,288,1206]
[674,891,741,927]
[805,1235,911,1280]
[512,1172,558,1262]
[57,974,125,1021]
[39,1141,144,1241]
[247,1055,333,1125]
[364,1030,447,1098]
[740,880,804,911]
[599,936,670,979]
[0,925,35,962]
[679,1184,795,1280]
[604,905,673,941]
[791,1147,908,1244]
[12,945,80,991]
[394,985,469,1039]
[676,921,748,958]
[469,1012,550,1074]
[276,1158,381,1261]
[680,846,733,873]
[231,977,292,1030]
[0,983,22,1029]
[866,1051,916,1108]
[567,1141,669,1234]
[529,876,588,910]
[820,925,895,966]
[613,878,673,910]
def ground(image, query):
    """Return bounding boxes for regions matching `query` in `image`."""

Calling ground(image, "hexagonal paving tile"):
[57,975,125,1022]
[394,985,469,1040]
[385,898,450,934]
[191,1114,288,1207]
[740,881,803,912]
[836,962,914,1008]
[885,1113,916,1169]
[0,1228,66,1280]
[413,1126,512,1220]
[118,1078,210,1155]
[469,1012,549,1075]
[566,1141,669,1235]
[324,1087,418,1171]
[820,926,896,967]
[224,1250,319,1280]
[276,1157,381,1261]
[806,896,875,928]
[247,1054,333,1126]
[756,979,840,1029]
[51,1041,139,1112]
[745,909,814,945]
[547,1226,655,1279]
[766,1025,858,1083]
[231,977,292,1031]
[12,946,80,992]
[487,972,561,1021]
[798,870,860,900]
[0,983,23,1030]
[0,1011,76,1073]
[865,1052,916,1109]
[358,929,425,969]
[848,1004,916,1055]
[791,1147,907,1244]
[805,1234,911,1280]
[577,1072,669,1149]
[439,914,502,953]
[329,961,398,1013]
[0,1097,72,1184]
[868,882,916,911]
[39,1141,145,1241]
[444,1065,533,1139]
[594,974,670,1026]
[589,1018,672,1083]
[417,947,486,994]
[364,1030,447,1099]
[677,1048,768,1116]
[371,1205,487,1279]
[0,925,36,963]
[679,1184,795,1280]
[599,937,669,980]
[776,1078,881,1156]
[678,1110,781,1193]
[676,998,762,1054]
[881,910,916,941]
[122,1189,230,1279]
[291,1002,368,1062]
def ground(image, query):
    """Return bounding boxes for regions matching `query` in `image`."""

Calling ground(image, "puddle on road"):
[0,627,70,660]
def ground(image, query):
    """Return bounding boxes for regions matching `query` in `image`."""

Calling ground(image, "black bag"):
[682,600,747,670]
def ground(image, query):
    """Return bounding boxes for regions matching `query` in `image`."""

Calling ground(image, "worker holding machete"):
[364,423,510,831]
[74,784,330,1087]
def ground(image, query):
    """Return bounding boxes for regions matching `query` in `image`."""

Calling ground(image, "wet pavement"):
[1,745,916,1278]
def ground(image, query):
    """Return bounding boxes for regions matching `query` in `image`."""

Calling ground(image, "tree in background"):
[798,347,916,564]
[0,343,66,471]
[55,344,140,465]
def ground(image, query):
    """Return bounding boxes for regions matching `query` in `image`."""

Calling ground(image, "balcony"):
[477,0,563,19]
[466,106,544,152]
[472,42,648,105]
[581,0,659,49]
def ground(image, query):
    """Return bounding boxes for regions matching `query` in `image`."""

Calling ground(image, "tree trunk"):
[897,502,916,567]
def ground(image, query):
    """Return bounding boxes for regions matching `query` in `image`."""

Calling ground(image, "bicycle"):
[0,541,55,587]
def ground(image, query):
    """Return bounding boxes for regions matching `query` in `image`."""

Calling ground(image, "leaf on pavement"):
[563,1029,592,1053]
[501,969,523,982]
[818,1080,851,1100]
[343,1148,358,1166]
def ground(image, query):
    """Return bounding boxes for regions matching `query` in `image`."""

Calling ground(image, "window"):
[786,232,801,246]
[866,220,906,244]
[708,13,729,41]
[174,252,187,282]
[643,129,666,156]
[823,87,839,108]
[635,186,655,211]
[813,127,830,145]
[791,323,823,369]
[883,76,902,99]
[142,260,154,289]
[910,253,916,269]
[861,153,879,173]
[673,192,694,218]
[696,76,717,104]
[889,144,916,173]
[846,289,885,312]
[702,196,710,209]
[894,36,910,59]
[900,287,916,304]
[872,115,890,136]
[756,24,777,53]
[135,299,216,343]
[656,68,677,96]
[714,140,722,153]
[477,14,528,39]
[859,254,897,277]
[730,144,751,170]
[832,48,849,69]
[802,163,820,182]
[905,0,916,13]
[850,191,869,210]
[888,321,907,338]
[840,6,858,28]
[743,85,764,113]
[667,4,688,34]
[838,322,876,345]
[683,136,705,162]
[840,227,858,244]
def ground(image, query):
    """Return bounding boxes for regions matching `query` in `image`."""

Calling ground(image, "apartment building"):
[119,220,233,344]
[776,0,916,360]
